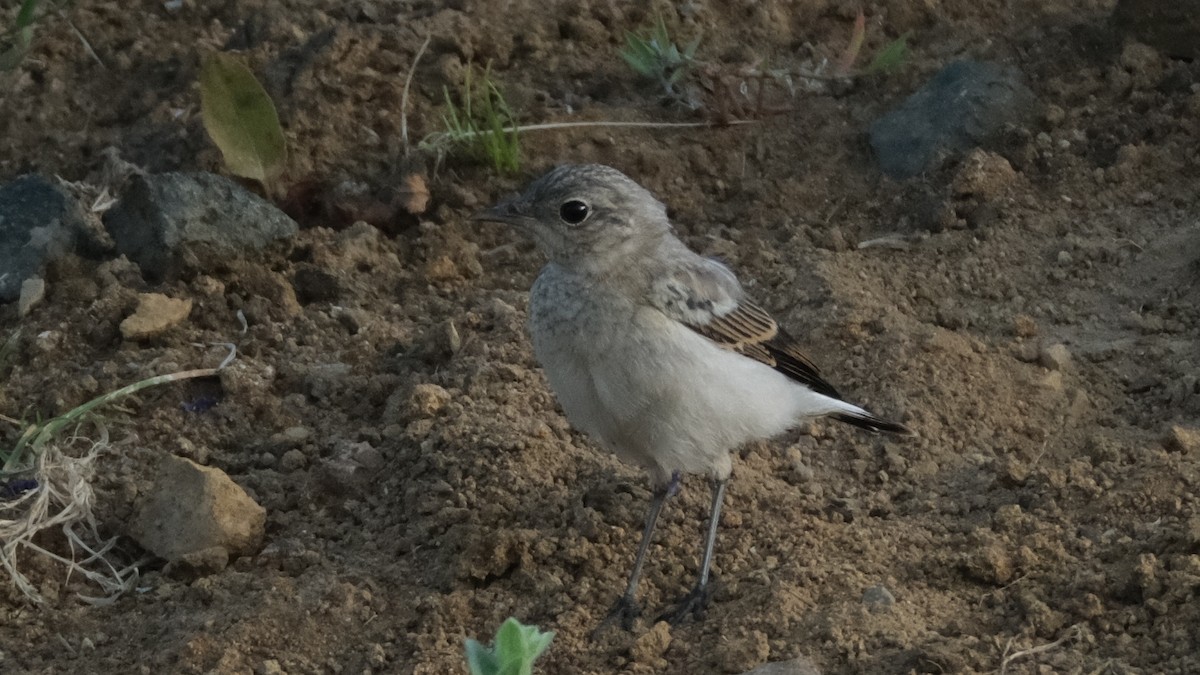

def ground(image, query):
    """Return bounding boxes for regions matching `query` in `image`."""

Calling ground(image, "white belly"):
[530,272,837,483]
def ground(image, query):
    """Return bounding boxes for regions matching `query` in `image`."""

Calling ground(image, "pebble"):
[1163,425,1199,454]
[1112,0,1200,59]
[119,293,193,340]
[739,657,823,675]
[17,277,45,317]
[1039,343,1072,371]
[280,449,308,472]
[630,621,672,668]
[862,584,896,612]
[407,383,451,418]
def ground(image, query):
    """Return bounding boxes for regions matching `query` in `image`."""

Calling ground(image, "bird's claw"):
[656,584,713,625]
[591,594,641,638]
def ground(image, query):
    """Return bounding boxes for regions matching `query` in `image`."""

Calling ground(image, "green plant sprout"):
[435,65,521,173]
[465,617,554,675]
[1,0,42,69]
[864,32,911,75]
[835,10,910,77]
[620,13,699,96]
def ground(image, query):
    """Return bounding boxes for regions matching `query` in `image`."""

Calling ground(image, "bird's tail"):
[803,394,914,435]
[830,410,912,435]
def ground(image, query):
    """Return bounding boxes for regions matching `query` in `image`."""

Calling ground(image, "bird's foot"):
[656,583,713,625]
[666,470,682,498]
[591,594,641,638]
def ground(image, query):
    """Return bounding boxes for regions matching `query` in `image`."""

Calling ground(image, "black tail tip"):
[831,412,915,436]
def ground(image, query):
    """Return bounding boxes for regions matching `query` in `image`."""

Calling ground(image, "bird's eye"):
[559,200,590,225]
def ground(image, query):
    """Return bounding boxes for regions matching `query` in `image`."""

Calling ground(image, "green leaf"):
[865,32,911,75]
[463,618,554,675]
[199,52,287,185]
[464,638,500,675]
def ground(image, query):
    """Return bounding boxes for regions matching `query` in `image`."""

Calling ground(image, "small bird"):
[474,164,910,630]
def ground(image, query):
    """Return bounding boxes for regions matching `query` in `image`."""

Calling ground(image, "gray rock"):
[869,61,1037,179]
[0,175,85,302]
[130,455,266,562]
[103,172,298,280]
[862,584,897,612]
[1113,0,1200,59]
[739,656,822,675]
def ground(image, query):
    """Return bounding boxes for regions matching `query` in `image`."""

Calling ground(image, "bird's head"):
[473,164,672,276]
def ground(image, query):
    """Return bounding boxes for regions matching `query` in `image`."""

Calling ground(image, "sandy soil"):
[2,0,1199,673]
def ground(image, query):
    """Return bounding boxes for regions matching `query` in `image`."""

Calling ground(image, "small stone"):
[407,383,451,418]
[17,277,45,316]
[130,455,266,562]
[280,449,307,472]
[963,540,1013,584]
[292,264,341,304]
[1012,314,1038,338]
[1012,341,1040,363]
[424,255,460,281]
[1163,425,1200,454]
[739,657,823,675]
[951,149,1018,199]
[630,621,672,667]
[1038,343,1072,371]
[1056,250,1073,266]
[1185,516,1200,546]
[367,643,387,668]
[164,546,230,580]
[1039,371,1064,392]
[260,659,286,675]
[1113,0,1200,59]
[862,584,896,612]
[720,628,771,673]
[119,293,193,340]
[278,426,311,447]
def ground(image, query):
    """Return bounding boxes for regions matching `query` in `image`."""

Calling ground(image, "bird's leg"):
[658,477,728,625]
[593,472,678,635]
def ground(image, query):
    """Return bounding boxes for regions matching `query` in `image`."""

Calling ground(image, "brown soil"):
[2,1,1199,673]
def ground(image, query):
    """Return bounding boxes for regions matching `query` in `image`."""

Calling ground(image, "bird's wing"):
[650,258,842,399]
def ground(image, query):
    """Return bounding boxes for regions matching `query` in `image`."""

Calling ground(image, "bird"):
[473,163,910,631]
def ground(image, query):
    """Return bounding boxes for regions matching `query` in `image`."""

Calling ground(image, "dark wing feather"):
[688,300,842,399]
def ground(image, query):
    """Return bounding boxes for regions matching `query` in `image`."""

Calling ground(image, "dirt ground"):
[2,0,1199,673]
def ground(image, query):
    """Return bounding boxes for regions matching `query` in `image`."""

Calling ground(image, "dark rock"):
[103,172,298,281]
[0,175,86,302]
[869,61,1037,179]
[1113,0,1200,59]
[292,264,342,304]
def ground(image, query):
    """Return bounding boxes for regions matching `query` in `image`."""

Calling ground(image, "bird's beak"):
[471,197,532,227]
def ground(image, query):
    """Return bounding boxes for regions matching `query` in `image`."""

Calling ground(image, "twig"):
[401,33,431,153]
[65,18,104,69]
[422,118,757,148]
[999,624,1084,675]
